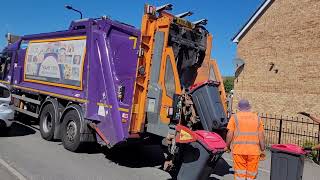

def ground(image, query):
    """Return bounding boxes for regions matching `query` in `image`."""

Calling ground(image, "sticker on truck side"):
[98,106,106,117]
[20,41,29,49]
[23,36,86,90]
[129,36,137,49]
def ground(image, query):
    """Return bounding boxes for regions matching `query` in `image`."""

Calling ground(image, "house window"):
[164,56,176,98]
[0,86,10,98]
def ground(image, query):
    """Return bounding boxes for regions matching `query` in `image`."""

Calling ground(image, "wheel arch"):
[59,103,86,134]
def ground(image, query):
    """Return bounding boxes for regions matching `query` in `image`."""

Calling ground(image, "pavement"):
[211,149,320,180]
[1,121,320,180]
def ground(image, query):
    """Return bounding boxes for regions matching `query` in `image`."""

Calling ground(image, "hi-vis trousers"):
[233,154,259,180]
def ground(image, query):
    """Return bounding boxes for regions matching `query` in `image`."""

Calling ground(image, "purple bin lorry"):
[1,4,228,179]
[1,17,141,151]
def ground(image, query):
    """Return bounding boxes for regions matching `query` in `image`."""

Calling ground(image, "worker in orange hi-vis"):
[225,99,265,180]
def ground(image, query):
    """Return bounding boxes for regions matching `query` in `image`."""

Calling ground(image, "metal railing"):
[261,113,320,163]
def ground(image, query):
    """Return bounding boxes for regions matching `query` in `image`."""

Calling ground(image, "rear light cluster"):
[117,85,125,102]
[167,107,174,116]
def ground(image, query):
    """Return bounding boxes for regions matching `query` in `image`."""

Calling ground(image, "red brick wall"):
[233,0,320,117]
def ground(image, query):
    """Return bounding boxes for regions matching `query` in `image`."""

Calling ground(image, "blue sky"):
[0,0,263,76]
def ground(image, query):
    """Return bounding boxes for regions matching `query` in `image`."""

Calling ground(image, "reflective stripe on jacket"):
[232,112,261,155]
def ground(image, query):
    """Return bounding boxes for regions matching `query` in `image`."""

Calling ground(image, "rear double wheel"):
[61,109,82,152]
[39,103,55,141]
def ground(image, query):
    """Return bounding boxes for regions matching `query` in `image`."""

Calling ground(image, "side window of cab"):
[0,52,12,80]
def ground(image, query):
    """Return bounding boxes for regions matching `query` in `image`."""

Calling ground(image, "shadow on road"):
[16,115,40,130]
[209,158,233,180]
[0,122,36,137]
[102,142,166,168]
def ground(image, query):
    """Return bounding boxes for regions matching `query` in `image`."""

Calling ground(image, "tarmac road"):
[3,121,319,180]
[0,163,19,180]
[0,121,270,180]
[0,121,171,180]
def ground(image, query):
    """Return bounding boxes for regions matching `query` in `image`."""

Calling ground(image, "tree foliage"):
[223,76,235,93]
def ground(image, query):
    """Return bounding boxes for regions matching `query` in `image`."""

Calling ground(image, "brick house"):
[232,0,320,117]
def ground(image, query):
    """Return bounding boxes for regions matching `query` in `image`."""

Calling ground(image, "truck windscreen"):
[0,52,12,80]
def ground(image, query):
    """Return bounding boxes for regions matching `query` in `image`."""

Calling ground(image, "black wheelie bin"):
[270,144,307,180]
[189,81,228,131]
[177,130,226,180]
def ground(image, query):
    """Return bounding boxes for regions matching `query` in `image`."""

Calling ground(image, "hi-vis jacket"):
[227,112,264,155]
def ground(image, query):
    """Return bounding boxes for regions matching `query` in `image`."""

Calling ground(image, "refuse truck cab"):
[1,3,228,179]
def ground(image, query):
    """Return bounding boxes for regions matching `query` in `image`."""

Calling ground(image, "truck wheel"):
[61,110,82,152]
[40,103,55,141]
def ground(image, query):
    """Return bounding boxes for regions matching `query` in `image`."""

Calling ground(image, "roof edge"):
[232,0,273,44]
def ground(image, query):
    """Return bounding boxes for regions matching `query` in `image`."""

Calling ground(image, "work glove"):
[297,112,310,117]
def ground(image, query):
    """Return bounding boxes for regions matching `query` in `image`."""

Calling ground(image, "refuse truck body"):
[1,17,141,150]
[0,4,228,173]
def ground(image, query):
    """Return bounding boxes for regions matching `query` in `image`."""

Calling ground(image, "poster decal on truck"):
[24,36,86,90]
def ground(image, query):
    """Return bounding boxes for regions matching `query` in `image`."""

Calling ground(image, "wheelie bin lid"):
[271,144,306,155]
[188,80,220,93]
[194,130,226,152]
